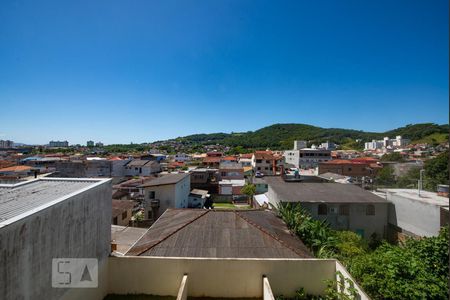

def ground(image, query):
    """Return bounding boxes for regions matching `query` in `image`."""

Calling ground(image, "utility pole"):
[418,169,425,197]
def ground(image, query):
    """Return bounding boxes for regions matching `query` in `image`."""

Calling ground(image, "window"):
[149,191,155,199]
[348,167,352,171]
[256,159,262,163]
[113,217,118,225]
[122,211,128,220]
[257,167,261,170]
[339,204,349,216]
[366,204,375,216]
[264,167,269,170]
[266,160,270,163]
[221,172,226,176]
[318,204,327,215]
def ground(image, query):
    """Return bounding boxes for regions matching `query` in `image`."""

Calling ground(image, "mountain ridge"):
[159,123,448,150]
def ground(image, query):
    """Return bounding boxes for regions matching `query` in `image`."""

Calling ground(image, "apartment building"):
[124,159,161,176]
[0,140,14,148]
[284,148,332,169]
[251,151,280,175]
[364,136,411,151]
[318,158,381,178]
[48,140,69,147]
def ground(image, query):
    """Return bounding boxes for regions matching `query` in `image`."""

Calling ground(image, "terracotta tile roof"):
[0,160,15,169]
[239,153,253,159]
[0,165,32,172]
[221,156,237,161]
[202,157,221,163]
[254,152,275,160]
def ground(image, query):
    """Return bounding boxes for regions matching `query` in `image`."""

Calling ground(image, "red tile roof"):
[0,165,32,172]
[254,152,275,160]
[203,157,221,163]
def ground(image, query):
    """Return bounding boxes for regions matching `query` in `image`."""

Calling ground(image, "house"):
[188,189,209,208]
[124,160,161,176]
[219,162,244,180]
[190,168,219,194]
[218,179,246,196]
[251,151,279,175]
[376,188,450,240]
[126,209,312,258]
[318,159,381,178]
[174,153,191,162]
[139,173,190,221]
[238,153,253,167]
[202,155,222,168]
[264,176,389,239]
[112,200,136,226]
[0,165,33,178]
[253,177,268,194]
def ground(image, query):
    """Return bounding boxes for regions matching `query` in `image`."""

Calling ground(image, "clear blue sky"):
[0,0,448,145]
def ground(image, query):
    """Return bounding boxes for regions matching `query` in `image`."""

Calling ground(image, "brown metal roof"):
[139,173,189,187]
[126,209,312,258]
[112,200,136,218]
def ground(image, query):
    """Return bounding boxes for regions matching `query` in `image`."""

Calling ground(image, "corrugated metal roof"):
[126,209,312,258]
[0,179,101,223]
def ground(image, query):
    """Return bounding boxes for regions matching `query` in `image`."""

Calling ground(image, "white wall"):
[387,192,443,237]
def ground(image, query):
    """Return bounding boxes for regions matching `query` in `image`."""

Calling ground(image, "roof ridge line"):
[134,209,210,256]
[234,211,307,258]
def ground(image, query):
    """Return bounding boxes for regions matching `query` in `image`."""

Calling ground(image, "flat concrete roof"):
[265,176,387,204]
[0,178,110,227]
[378,188,449,206]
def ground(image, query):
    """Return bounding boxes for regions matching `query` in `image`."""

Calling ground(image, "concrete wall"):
[175,175,191,209]
[0,179,112,300]
[144,176,190,220]
[303,202,388,239]
[107,257,337,297]
[267,185,388,239]
[387,192,442,237]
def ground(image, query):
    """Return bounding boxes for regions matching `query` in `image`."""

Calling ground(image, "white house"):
[140,173,190,221]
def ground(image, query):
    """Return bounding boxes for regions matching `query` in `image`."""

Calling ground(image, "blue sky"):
[0,0,448,145]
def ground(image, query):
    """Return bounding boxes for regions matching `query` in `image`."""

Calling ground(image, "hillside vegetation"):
[163,123,448,150]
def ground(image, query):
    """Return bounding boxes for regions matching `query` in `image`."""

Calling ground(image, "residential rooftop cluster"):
[0,135,448,300]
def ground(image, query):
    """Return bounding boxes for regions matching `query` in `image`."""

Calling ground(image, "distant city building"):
[284,141,331,169]
[364,136,410,151]
[87,140,95,147]
[48,140,69,147]
[293,140,308,150]
[95,142,104,147]
[0,140,14,148]
[319,141,336,150]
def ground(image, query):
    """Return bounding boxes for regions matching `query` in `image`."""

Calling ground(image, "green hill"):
[161,123,448,150]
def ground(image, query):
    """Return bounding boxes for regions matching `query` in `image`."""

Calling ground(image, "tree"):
[241,184,256,199]
[380,152,405,162]
[396,167,420,189]
[375,166,396,187]
[424,150,449,191]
